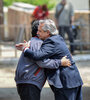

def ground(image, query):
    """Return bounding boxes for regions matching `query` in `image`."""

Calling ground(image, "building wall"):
[69,0,89,10]
[7,8,90,42]
[1,2,90,50]
[57,0,89,10]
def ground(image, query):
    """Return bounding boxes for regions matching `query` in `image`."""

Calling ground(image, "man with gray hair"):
[40,19,59,35]
[18,19,83,100]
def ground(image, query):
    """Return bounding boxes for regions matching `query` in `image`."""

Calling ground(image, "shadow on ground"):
[0,87,90,100]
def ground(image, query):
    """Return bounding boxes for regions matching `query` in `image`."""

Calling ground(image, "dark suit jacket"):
[24,35,83,88]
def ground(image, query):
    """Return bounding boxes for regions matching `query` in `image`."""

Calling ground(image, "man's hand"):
[61,56,71,67]
[15,43,25,51]
[15,40,30,51]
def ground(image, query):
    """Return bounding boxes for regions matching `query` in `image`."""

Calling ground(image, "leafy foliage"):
[3,0,56,10]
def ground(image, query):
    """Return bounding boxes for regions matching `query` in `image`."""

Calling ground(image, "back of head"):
[31,20,39,37]
[61,0,67,4]
[39,19,59,35]
[42,4,48,11]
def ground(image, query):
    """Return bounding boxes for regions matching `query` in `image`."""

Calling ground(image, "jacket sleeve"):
[24,39,55,61]
[36,59,61,69]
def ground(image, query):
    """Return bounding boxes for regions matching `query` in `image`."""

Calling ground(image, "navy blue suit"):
[24,35,83,100]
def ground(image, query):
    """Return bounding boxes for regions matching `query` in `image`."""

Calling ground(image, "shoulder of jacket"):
[45,37,54,42]
[44,36,59,45]
[31,37,42,42]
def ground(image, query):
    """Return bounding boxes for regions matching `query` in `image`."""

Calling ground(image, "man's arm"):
[69,3,74,25]
[36,56,71,69]
[24,39,55,61]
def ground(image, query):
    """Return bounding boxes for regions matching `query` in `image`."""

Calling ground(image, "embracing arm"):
[36,56,71,69]
[24,39,55,61]
[36,59,61,69]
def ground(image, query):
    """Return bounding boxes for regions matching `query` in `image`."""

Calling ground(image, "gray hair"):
[39,19,59,35]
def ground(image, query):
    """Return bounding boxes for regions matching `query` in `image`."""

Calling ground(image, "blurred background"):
[0,0,90,100]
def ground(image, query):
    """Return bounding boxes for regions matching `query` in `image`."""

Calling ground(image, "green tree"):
[3,0,56,10]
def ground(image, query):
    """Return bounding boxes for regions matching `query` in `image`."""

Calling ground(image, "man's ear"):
[47,30,50,35]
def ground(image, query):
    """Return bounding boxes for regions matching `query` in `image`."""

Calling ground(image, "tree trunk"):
[0,0,4,40]
[0,0,4,24]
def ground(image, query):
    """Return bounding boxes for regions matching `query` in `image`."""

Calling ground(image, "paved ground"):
[0,58,90,100]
